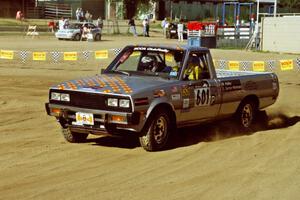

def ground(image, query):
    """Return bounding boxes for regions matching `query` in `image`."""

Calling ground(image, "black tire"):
[73,33,81,41]
[61,128,88,143]
[235,100,257,131]
[139,110,172,151]
[58,38,63,40]
[94,34,101,41]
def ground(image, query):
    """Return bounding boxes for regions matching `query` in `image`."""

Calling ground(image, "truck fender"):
[146,97,176,119]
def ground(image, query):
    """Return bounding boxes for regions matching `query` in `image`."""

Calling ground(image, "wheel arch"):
[144,102,177,130]
[236,94,260,113]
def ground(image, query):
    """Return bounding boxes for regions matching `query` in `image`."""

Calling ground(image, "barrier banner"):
[113,48,122,56]
[130,51,140,57]
[33,52,46,61]
[51,52,60,62]
[296,58,300,71]
[241,61,250,71]
[253,61,265,72]
[219,60,227,69]
[228,61,240,71]
[64,52,77,61]
[82,51,90,60]
[0,50,14,59]
[95,50,108,59]
[19,51,28,63]
[280,59,293,71]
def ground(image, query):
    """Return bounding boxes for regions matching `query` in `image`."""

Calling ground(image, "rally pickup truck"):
[45,45,279,151]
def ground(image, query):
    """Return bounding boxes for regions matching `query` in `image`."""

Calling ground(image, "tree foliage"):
[280,0,300,12]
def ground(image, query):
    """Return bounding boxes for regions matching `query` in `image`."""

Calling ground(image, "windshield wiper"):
[110,70,130,76]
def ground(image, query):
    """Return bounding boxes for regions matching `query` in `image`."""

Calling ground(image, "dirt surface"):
[0,35,300,200]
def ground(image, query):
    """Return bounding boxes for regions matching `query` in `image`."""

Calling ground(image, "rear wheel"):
[61,128,88,143]
[73,33,81,41]
[235,100,257,131]
[139,110,172,151]
[94,34,101,41]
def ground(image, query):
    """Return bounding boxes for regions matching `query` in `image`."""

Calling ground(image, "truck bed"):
[216,69,272,78]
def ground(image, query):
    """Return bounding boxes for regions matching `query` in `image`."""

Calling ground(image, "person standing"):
[97,17,103,29]
[161,18,168,38]
[128,18,137,37]
[76,8,80,21]
[58,17,65,30]
[143,18,150,37]
[177,20,184,42]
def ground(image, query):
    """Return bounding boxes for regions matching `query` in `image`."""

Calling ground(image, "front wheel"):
[139,111,172,151]
[61,128,88,143]
[73,33,81,41]
[94,34,101,41]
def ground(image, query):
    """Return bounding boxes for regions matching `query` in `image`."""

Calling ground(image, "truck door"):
[179,52,221,122]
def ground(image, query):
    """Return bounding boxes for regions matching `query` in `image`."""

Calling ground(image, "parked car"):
[166,22,188,39]
[55,22,101,41]
[45,44,279,151]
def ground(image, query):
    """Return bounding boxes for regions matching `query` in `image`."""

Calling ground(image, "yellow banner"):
[95,50,108,59]
[0,50,14,59]
[33,52,46,61]
[253,61,265,72]
[165,53,174,62]
[64,52,77,61]
[280,60,293,71]
[228,61,239,71]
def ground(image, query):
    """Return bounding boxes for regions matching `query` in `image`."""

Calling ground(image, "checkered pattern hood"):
[51,74,171,95]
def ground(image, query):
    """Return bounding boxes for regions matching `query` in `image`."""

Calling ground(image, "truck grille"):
[49,89,132,112]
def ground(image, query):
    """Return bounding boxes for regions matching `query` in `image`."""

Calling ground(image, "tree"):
[280,0,300,12]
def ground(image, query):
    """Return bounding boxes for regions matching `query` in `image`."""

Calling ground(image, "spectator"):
[85,11,92,22]
[143,18,150,37]
[161,18,168,38]
[81,24,90,41]
[64,18,70,29]
[58,17,65,30]
[48,20,55,32]
[128,18,137,37]
[76,8,80,21]
[177,20,184,42]
[97,17,103,29]
[16,10,24,21]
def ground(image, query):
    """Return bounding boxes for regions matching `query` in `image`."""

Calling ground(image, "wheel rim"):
[153,116,168,144]
[241,104,253,128]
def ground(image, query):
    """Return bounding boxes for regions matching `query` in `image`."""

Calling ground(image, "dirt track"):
[0,35,300,200]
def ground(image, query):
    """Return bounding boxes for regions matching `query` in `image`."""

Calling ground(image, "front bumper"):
[55,33,74,39]
[45,103,140,134]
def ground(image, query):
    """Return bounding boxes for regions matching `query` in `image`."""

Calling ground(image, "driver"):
[140,55,159,72]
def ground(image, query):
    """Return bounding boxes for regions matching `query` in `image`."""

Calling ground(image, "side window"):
[183,52,210,81]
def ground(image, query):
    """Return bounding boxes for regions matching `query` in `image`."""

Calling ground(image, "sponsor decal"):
[181,86,190,97]
[133,47,169,53]
[171,94,181,101]
[64,52,77,61]
[183,98,189,109]
[253,61,265,72]
[134,98,149,106]
[171,86,178,93]
[221,80,242,92]
[194,88,211,106]
[95,50,108,59]
[0,50,14,59]
[280,60,293,71]
[165,53,174,62]
[33,52,46,61]
[244,81,257,90]
[228,61,240,71]
[154,89,166,98]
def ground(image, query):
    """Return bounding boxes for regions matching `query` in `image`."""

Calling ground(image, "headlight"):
[51,92,61,101]
[61,93,70,102]
[119,99,130,108]
[50,92,70,102]
[107,98,118,107]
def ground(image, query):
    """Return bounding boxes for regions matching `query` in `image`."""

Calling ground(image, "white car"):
[55,22,102,41]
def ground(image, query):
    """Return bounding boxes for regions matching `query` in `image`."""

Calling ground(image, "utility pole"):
[274,0,277,17]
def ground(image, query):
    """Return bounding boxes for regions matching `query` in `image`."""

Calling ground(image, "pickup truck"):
[45,45,279,151]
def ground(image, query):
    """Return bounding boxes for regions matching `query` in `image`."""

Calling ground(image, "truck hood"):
[51,74,172,95]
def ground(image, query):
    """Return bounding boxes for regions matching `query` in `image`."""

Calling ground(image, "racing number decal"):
[194,88,211,106]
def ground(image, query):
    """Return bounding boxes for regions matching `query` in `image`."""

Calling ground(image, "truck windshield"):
[109,47,184,79]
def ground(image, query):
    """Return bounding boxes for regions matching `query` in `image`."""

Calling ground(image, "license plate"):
[75,112,94,125]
